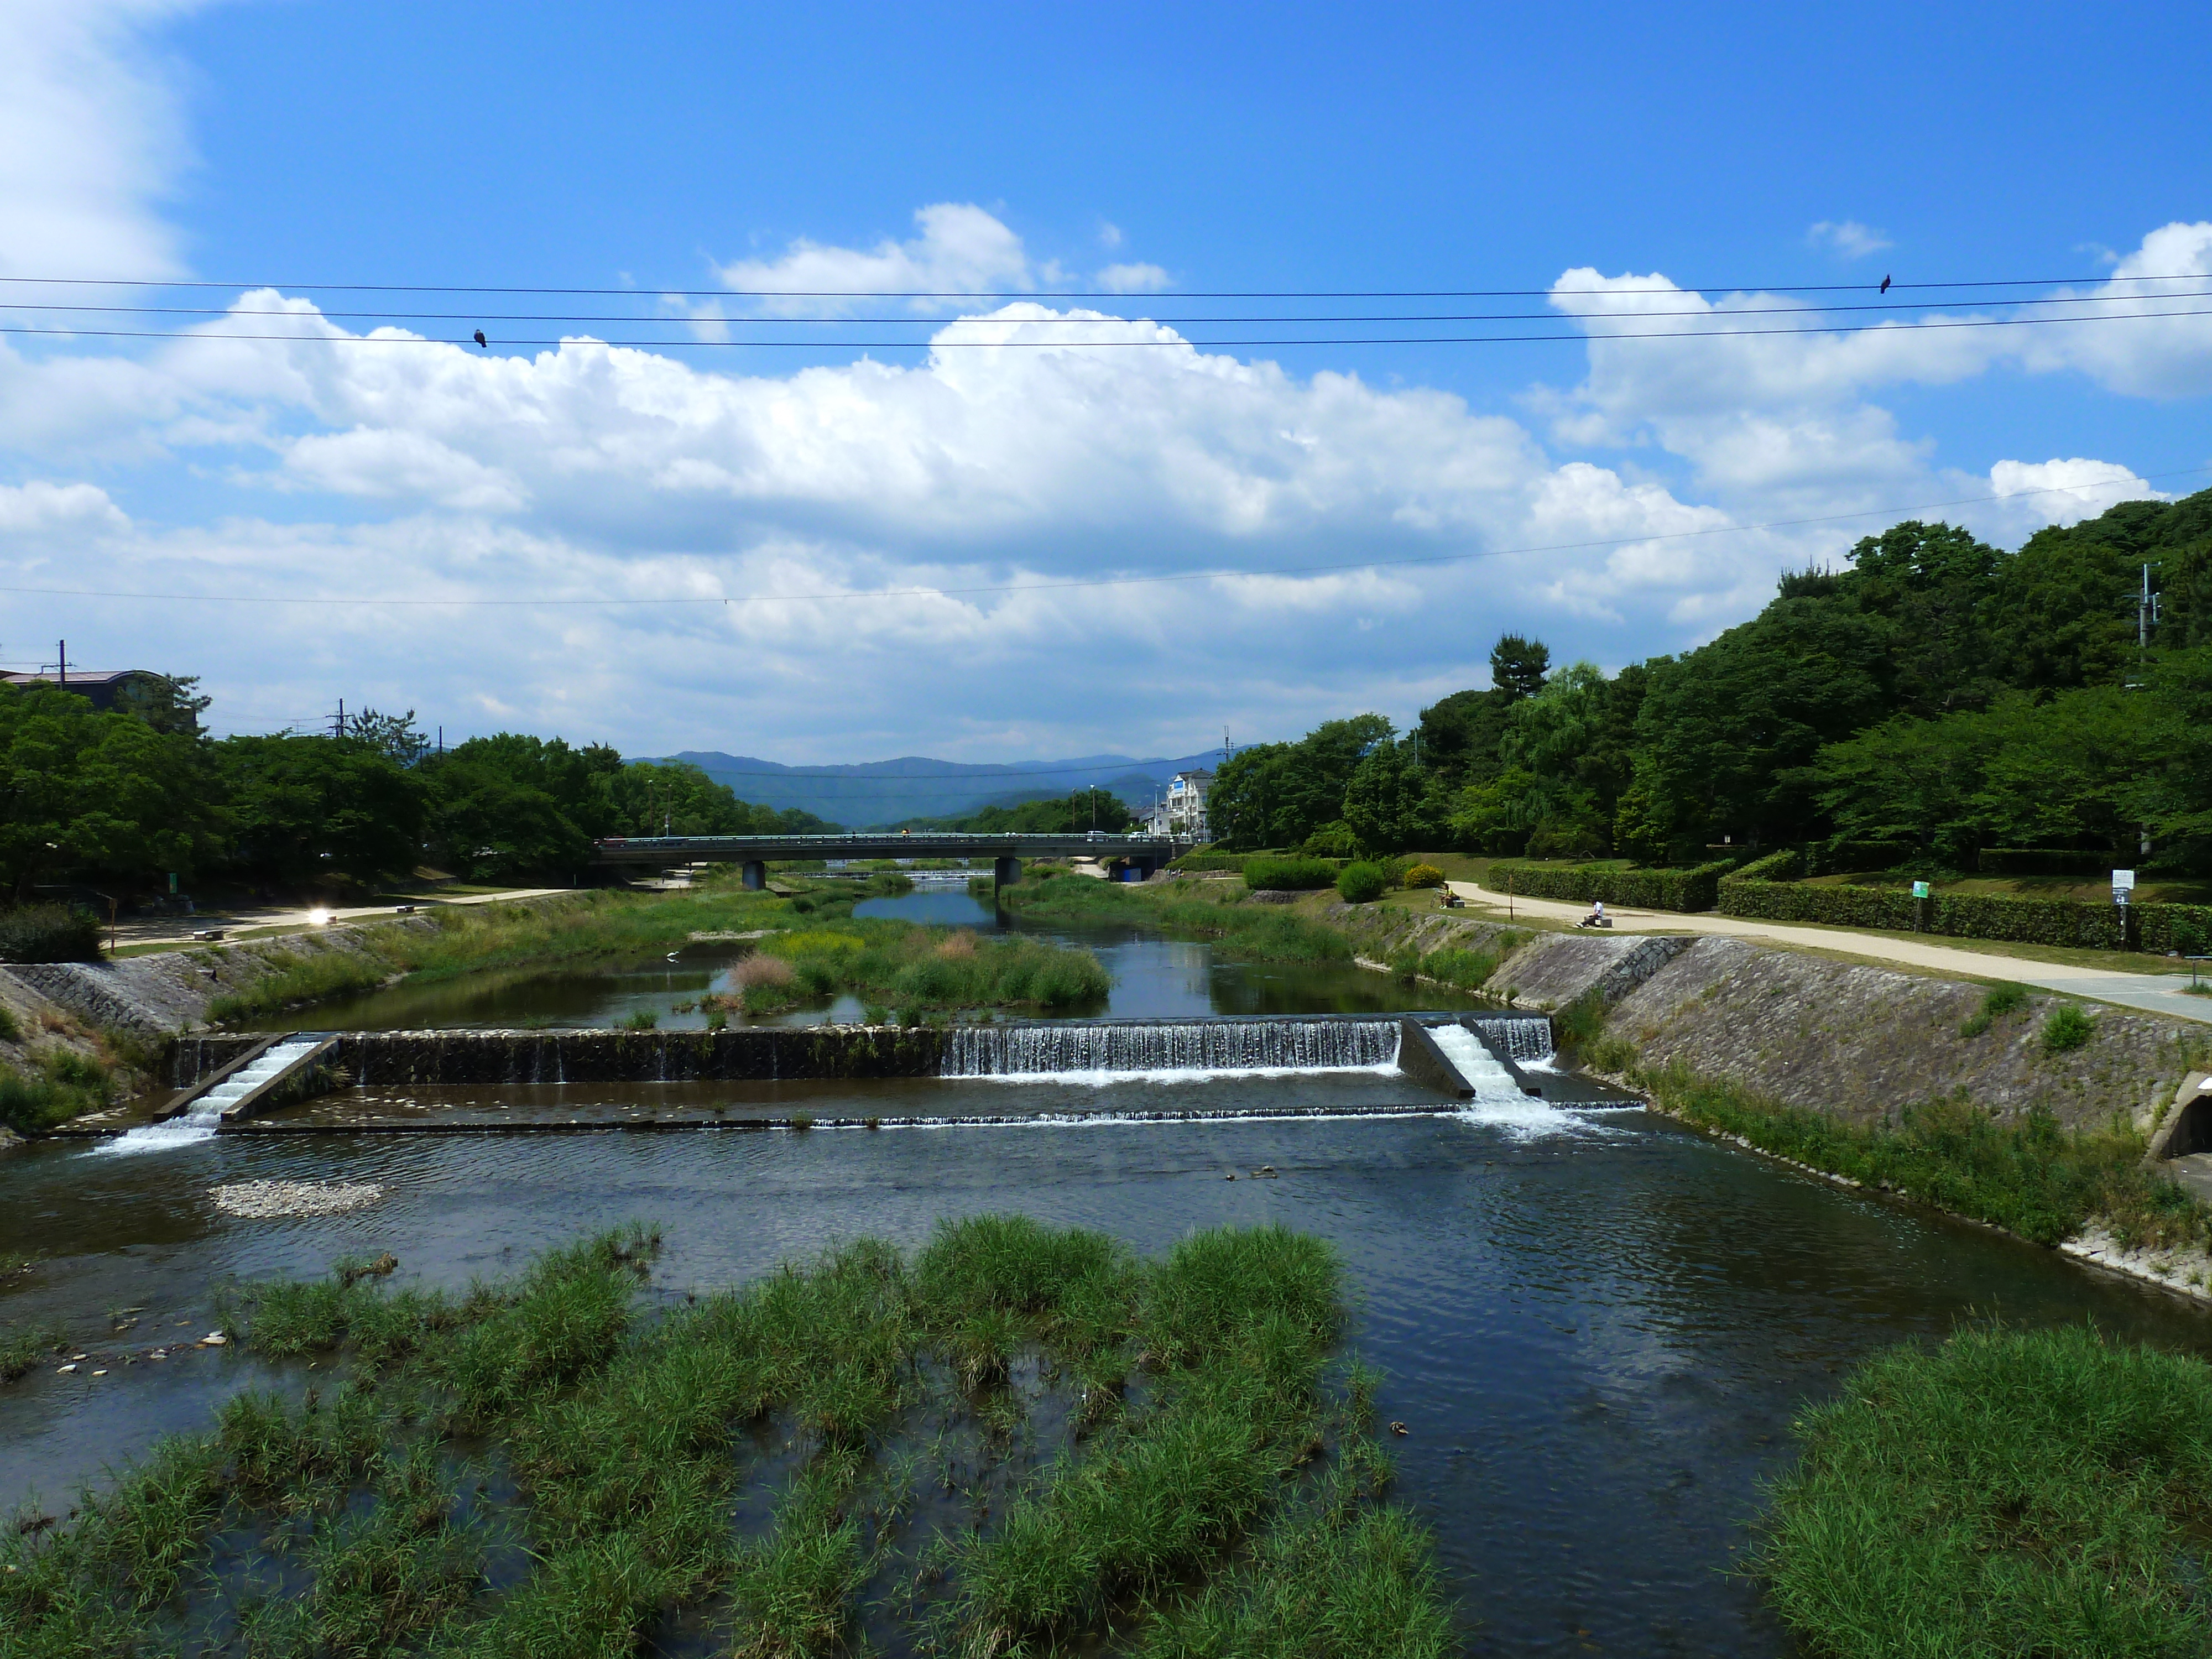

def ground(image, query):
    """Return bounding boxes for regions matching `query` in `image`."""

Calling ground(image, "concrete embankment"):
[1321,899,2209,1135]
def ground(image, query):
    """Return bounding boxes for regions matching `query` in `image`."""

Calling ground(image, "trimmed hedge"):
[1242,857,1340,892]
[1714,872,2212,953]
[1975,848,2118,878]
[1170,850,1247,873]
[1724,849,1804,884]
[0,904,103,964]
[1486,858,1738,914]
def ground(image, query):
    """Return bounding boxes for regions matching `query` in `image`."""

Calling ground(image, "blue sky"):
[2,0,2209,759]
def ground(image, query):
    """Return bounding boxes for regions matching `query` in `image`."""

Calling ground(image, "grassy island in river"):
[0,1219,1454,1658]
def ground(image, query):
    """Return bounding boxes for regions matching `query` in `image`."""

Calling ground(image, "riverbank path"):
[111,888,573,952]
[1445,880,2212,1026]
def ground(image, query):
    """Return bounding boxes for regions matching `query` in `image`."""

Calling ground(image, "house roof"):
[4,670,152,689]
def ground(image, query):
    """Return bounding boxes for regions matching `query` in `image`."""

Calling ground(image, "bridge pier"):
[993,856,1021,893]
[740,860,766,891]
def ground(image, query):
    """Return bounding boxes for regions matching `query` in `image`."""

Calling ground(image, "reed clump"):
[0,1218,1449,1659]
[1642,1064,2210,1253]
[1759,1322,2212,1656]
[1001,878,1353,966]
[737,918,1109,1014]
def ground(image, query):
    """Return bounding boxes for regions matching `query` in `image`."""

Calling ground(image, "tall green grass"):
[1,1220,1451,1658]
[752,920,1110,1014]
[1760,1323,2212,1656]
[1003,879,1353,966]
[205,881,799,1025]
[0,1048,117,1134]
[1642,1065,2207,1251]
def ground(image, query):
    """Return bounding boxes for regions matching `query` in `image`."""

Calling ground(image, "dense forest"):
[0,697,831,901]
[1210,488,2212,872]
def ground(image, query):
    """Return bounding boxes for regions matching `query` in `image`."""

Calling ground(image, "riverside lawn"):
[0,1219,1453,1659]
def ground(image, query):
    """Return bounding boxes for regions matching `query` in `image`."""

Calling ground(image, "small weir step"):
[97,1035,328,1156]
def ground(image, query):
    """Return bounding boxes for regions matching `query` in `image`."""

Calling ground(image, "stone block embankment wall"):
[1597,936,2209,1133]
[1319,898,2211,1133]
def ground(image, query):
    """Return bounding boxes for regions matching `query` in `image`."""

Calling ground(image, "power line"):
[4,272,2211,299]
[8,290,2210,327]
[2,466,2199,611]
[8,305,2212,351]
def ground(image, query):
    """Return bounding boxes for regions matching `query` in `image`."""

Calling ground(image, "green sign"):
[1912,880,1931,900]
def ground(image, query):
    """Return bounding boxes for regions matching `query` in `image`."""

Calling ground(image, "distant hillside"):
[656,749,1227,830]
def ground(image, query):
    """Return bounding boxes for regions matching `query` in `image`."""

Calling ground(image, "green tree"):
[1636,593,1897,848]
[0,685,219,898]
[1341,738,1441,854]
[1207,714,1394,850]
[215,734,425,885]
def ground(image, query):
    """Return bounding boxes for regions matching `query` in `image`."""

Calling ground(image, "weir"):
[156,1013,1553,1094]
[939,1018,1402,1077]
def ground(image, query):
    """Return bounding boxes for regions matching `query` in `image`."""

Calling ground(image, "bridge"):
[591,832,1194,890]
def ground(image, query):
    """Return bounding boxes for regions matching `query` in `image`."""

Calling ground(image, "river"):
[5,885,2212,1654]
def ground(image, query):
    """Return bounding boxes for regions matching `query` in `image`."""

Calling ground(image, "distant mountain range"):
[655,749,1229,830]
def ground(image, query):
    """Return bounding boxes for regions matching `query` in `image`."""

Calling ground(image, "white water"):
[940,1019,1401,1079]
[1428,1025,1595,1140]
[96,1039,321,1157]
[972,1062,1405,1088]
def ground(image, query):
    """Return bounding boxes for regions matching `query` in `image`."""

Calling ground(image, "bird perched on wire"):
[473,330,488,348]
[1879,275,1891,294]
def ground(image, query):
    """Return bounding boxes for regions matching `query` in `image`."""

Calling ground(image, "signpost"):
[2113,868,2135,906]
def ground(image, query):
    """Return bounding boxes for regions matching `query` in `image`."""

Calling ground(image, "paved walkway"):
[1446,880,2212,1026]
[112,888,573,951]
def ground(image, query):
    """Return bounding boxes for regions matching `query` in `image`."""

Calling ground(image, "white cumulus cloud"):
[712,203,1035,317]
[1096,262,1171,293]
[1807,220,1892,259]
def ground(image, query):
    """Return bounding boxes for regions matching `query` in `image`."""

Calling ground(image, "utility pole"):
[2137,562,2160,859]
[331,698,345,739]
[56,640,66,688]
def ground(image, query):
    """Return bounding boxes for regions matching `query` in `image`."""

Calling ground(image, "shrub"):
[2042,1005,2094,1053]
[1401,863,1446,889]
[1488,858,1736,913]
[1335,862,1387,904]
[1958,982,2029,1038]
[1242,857,1339,893]
[1299,821,1361,859]
[0,904,104,963]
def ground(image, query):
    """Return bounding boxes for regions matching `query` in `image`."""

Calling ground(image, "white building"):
[1165,770,1214,841]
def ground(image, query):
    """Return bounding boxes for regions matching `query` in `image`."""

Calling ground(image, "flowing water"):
[11,887,2212,1652]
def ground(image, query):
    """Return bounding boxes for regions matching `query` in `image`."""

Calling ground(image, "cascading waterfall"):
[940,1018,1401,1079]
[97,1037,322,1156]
[1430,1021,1593,1140]
[1466,1016,1554,1063]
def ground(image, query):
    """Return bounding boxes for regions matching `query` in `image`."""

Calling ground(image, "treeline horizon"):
[1209,488,2212,874]
[0,697,833,902]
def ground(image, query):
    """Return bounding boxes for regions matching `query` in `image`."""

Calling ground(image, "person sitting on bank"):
[1580,899,1608,927]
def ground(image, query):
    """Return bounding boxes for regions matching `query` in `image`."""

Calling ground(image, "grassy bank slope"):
[198,874,1105,1028]
[1,1220,1453,1658]
[1761,1323,2212,1656]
